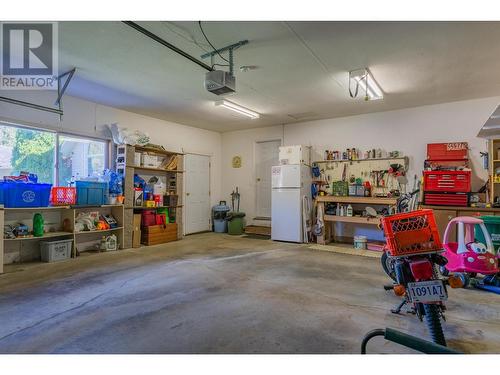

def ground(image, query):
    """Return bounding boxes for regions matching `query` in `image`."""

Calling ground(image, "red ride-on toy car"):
[441,216,500,284]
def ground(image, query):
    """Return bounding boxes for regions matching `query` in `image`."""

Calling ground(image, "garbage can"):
[477,216,500,254]
[212,201,230,233]
[227,211,246,235]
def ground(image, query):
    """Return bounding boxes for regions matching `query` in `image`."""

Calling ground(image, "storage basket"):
[50,187,77,206]
[381,209,442,257]
[3,182,52,208]
[331,181,348,196]
[40,239,72,262]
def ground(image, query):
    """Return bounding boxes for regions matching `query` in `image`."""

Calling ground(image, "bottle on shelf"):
[346,204,353,217]
[100,236,107,252]
[33,213,44,237]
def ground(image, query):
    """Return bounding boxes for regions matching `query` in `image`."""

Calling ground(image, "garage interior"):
[1,18,500,356]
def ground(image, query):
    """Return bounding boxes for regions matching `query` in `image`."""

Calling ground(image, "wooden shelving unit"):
[116,144,184,248]
[489,138,500,204]
[1,204,125,272]
[129,165,184,173]
[323,215,381,225]
[314,156,408,164]
[316,196,397,205]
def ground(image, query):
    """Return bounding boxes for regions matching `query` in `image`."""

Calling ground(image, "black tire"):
[381,252,397,281]
[423,304,447,346]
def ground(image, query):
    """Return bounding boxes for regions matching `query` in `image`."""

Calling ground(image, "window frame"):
[0,121,110,186]
[55,132,110,186]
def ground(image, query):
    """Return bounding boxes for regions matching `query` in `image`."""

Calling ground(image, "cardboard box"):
[279,145,310,165]
[141,154,160,167]
[134,152,142,166]
[132,229,141,248]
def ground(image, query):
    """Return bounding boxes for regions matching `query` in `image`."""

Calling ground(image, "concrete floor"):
[0,232,498,354]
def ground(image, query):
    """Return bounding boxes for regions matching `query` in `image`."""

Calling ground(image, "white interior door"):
[255,140,280,219]
[185,154,211,234]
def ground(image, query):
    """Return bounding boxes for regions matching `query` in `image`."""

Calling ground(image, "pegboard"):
[314,157,409,195]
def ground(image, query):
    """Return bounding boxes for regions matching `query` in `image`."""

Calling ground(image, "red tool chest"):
[423,171,471,193]
[427,142,468,161]
[423,142,471,207]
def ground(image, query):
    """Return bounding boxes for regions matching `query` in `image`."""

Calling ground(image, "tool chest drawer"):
[423,171,471,192]
[423,192,469,207]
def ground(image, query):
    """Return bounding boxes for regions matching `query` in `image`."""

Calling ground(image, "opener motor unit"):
[205,70,235,95]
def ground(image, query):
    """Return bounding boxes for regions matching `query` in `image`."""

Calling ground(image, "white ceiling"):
[58,21,500,132]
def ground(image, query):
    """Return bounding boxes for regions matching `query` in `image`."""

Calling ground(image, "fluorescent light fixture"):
[349,68,383,101]
[482,123,500,130]
[214,100,260,119]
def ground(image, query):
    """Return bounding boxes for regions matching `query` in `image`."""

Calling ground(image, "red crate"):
[427,142,468,161]
[423,192,469,207]
[423,170,471,193]
[381,209,442,257]
[50,187,76,206]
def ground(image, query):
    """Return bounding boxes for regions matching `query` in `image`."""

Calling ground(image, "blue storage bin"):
[75,181,109,206]
[0,181,4,205]
[3,182,52,208]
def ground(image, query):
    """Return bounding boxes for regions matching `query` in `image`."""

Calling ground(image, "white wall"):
[222,97,500,225]
[0,91,222,207]
[221,125,284,216]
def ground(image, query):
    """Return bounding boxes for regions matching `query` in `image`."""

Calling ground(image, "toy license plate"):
[407,280,447,303]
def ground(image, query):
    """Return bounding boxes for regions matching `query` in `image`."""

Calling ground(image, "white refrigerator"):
[271,164,311,243]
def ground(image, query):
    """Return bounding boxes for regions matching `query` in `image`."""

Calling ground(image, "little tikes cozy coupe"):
[442,217,499,276]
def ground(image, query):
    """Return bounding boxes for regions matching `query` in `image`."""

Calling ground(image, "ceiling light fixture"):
[214,100,260,119]
[349,68,383,101]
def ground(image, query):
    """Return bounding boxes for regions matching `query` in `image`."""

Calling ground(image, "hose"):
[423,304,447,346]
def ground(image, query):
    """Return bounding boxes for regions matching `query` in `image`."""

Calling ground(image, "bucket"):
[353,235,368,249]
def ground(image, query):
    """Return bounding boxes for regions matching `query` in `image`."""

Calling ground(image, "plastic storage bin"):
[75,181,108,206]
[332,181,348,196]
[3,182,52,208]
[50,187,77,205]
[476,216,500,254]
[40,239,72,262]
[0,181,4,205]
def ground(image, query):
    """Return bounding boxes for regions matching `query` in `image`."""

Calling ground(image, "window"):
[0,122,108,185]
[0,124,56,184]
[58,135,107,186]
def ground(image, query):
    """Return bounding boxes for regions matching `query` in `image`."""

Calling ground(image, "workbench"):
[315,196,397,245]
